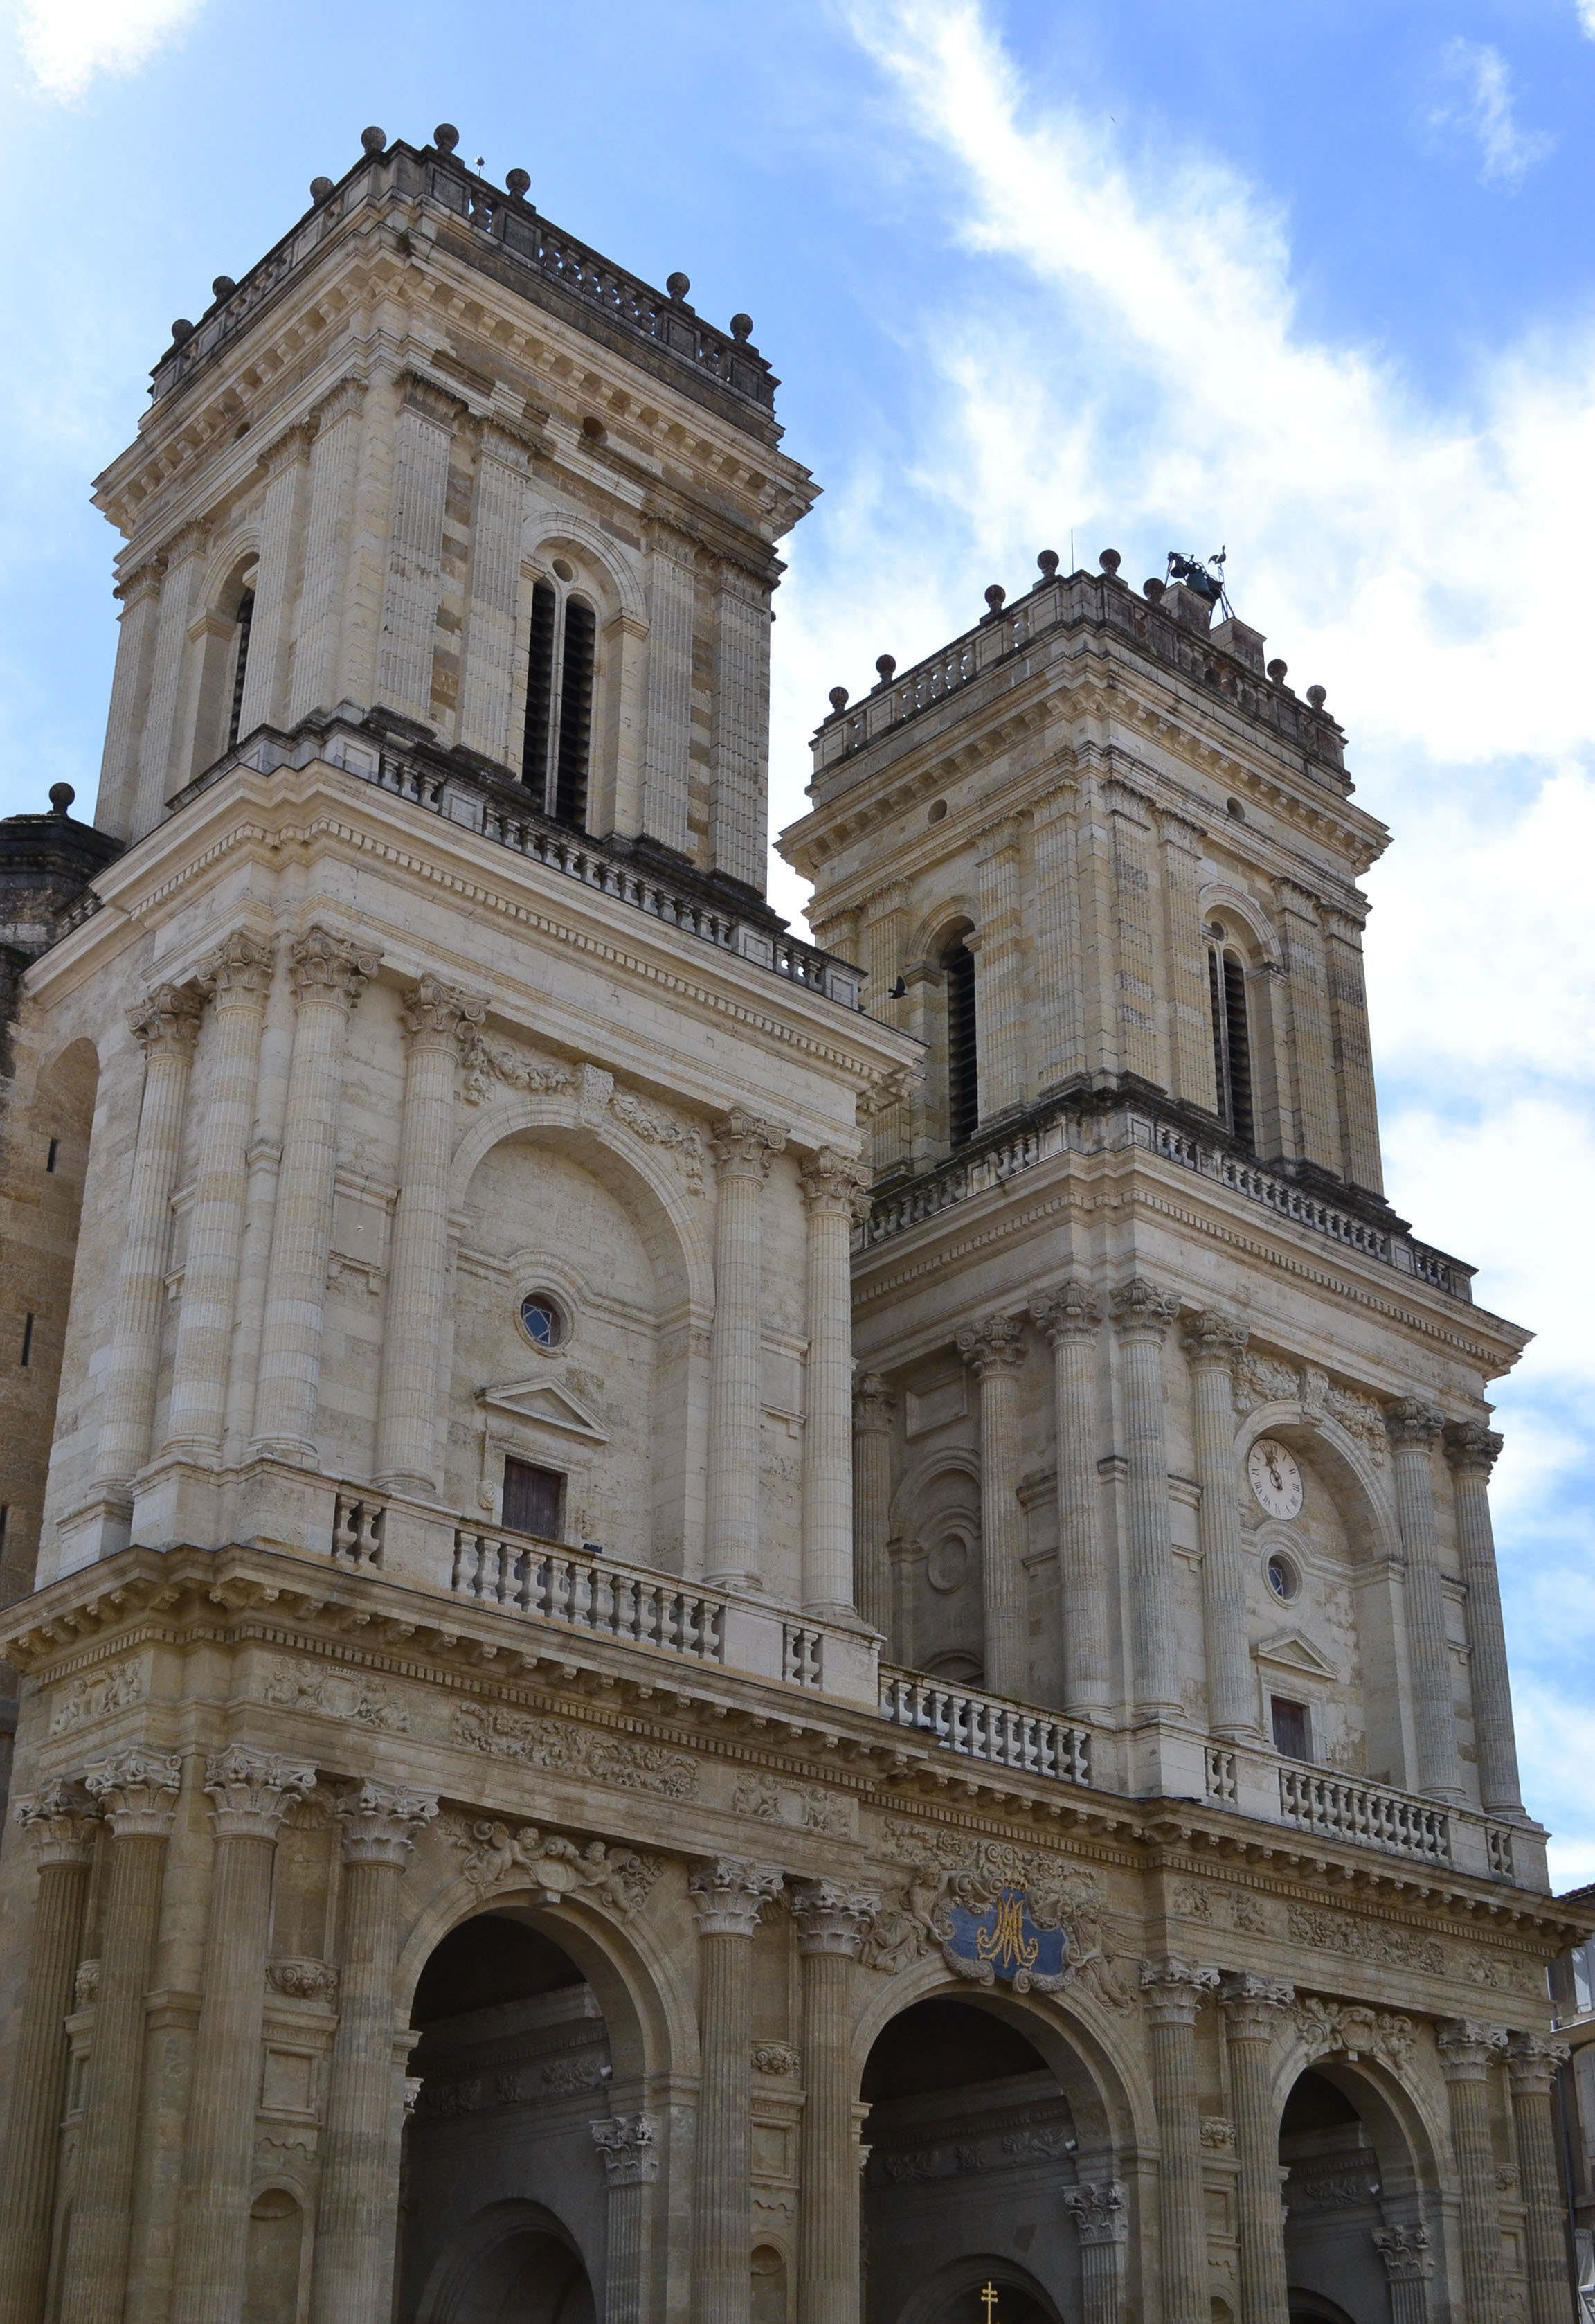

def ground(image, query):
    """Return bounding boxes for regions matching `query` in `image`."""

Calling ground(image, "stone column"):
[1112,1279,1184,1717]
[791,1880,877,2324]
[97,559,163,843]
[373,976,485,1493]
[375,373,461,724]
[1220,1974,1294,2324]
[287,377,366,724]
[1160,812,1218,1113]
[705,1111,784,1592]
[0,1785,100,2324]
[973,816,1027,1116]
[458,416,532,766]
[591,2115,661,2324]
[1435,2019,1509,2324]
[1445,1423,1524,1817]
[1385,1400,1463,1802]
[799,1150,869,1619]
[1371,2226,1434,2324]
[955,1314,1029,1699]
[1184,1312,1261,1742]
[687,1859,783,2324]
[1324,908,1383,1195]
[1507,2033,1575,2324]
[1028,786,1083,1095]
[307,1782,438,2324]
[94,984,206,1494]
[1029,1283,1111,1720]
[708,562,771,892]
[131,521,208,839]
[1140,1959,1220,2324]
[58,1753,183,2324]
[1061,2183,1128,2324]
[251,927,379,1461]
[1274,881,1343,1175]
[169,1751,316,2324]
[641,524,698,858]
[851,1373,895,1638]
[162,931,275,1461]
[235,424,310,738]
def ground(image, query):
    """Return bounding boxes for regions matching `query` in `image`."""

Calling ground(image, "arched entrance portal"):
[400,1913,605,2324]
[1279,2068,1429,2324]
[861,1998,1076,2324]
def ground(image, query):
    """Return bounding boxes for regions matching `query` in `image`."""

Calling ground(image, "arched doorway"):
[860,1996,1077,2324]
[1279,2067,1427,2324]
[399,1912,605,2324]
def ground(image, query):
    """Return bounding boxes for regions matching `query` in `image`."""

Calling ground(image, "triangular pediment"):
[476,1376,609,1442]
[1252,1627,1340,1682]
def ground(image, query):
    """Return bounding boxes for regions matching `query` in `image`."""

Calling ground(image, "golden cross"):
[979,2285,1000,2324]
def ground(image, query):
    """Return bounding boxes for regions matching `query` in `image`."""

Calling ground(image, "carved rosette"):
[798,1146,871,1221]
[852,1371,895,1433]
[1435,2017,1510,2080]
[1138,1958,1220,2026]
[1109,1277,1181,1341]
[287,925,381,1013]
[1384,1397,1445,1454]
[1029,1281,1101,1343]
[1372,2225,1434,2282]
[591,2112,661,2186]
[686,1857,784,1938]
[789,1879,879,1958]
[399,973,488,1055]
[1220,1972,1295,2041]
[955,1312,1027,1378]
[1444,1421,1504,1478]
[203,1748,316,1841]
[1182,1307,1250,1370]
[82,1750,183,1839]
[1505,2032,1569,2095]
[334,1779,439,1866]
[267,1958,340,2000]
[197,929,275,1008]
[127,983,204,1061]
[709,1108,786,1183]
[1062,2182,1128,2246]
[14,1780,100,1867]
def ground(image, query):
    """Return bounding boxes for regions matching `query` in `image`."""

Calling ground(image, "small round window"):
[519,1294,564,1350]
[1265,1553,1299,1604]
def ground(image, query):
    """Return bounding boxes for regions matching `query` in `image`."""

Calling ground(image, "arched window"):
[1207,926,1254,1148]
[522,573,596,830]
[943,932,979,1147]
[225,587,254,751]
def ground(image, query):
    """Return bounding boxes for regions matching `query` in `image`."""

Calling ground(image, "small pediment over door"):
[475,1377,610,1442]
[1252,1628,1340,1684]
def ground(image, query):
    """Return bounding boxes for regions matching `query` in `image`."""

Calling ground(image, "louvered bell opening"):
[944,938,980,1148]
[1222,952,1254,1151]
[226,589,255,750]
[554,601,595,830]
[523,580,557,796]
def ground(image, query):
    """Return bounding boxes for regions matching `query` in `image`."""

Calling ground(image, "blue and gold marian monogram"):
[943,1884,1070,1994]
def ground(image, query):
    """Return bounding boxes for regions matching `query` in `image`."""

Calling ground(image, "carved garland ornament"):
[462,1036,706,1192]
[440,1814,661,1915]
[450,1701,698,1799]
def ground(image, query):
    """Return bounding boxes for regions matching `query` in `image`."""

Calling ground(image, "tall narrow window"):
[523,580,557,797]
[502,1456,564,1540]
[226,589,255,750]
[521,578,597,832]
[944,936,979,1147]
[555,600,595,829]
[19,1313,33,1368]
[1208,939,1254,1150]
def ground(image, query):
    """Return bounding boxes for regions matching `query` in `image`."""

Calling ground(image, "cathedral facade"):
[0,124,1584,2324]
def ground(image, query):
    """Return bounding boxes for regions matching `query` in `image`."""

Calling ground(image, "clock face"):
[1247,1436,1304,1521]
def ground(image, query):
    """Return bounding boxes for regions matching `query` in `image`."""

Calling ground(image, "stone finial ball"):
[829,686,849,712]
[1099,548,1121,574]
[876,654,897,683]
[360,126,386,156]
[48,783,75,816]
[1036,549,1060,578]
[1267,658,1288,683]
[309,176,334,205]
[667,272,691,301]
[170,319,195,344]
[506,168,531,198]
[212,275,236,301]
[984,584,1007,611]
[433,123,460,152]
[1306,683,1327,710]
[730,313,753,343]
[1144,578,1164,602]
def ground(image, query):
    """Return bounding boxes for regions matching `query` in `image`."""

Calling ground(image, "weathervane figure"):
[1166,546,1232,618]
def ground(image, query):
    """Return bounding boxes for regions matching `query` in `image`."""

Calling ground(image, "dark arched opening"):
[942,936,979,1148]
[1280,2069,1396,2324]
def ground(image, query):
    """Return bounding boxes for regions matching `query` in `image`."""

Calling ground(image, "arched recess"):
[243,2181,308,2324]
[1197,882,1282,968]
[892,2253,1063,2324]
[900,904,980,1159]
[190,533,262,776]
[887,1450,983,1683]
[1200,880,1284,1158]
[413,2195,593,2324]
[514,506,647,836]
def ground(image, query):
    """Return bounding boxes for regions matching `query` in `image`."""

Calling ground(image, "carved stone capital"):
[799,1145,871,1221]
[82,1750,183,1840]
[1110,1276,1181,1341]
[307,375,367,434]
[258,420,314,481]
[1506,2032,1570,2095]
[687,1857,784,1938]
[14,1781,100,1868]
[127,982,205,1062]
[956,1312,1027,1377]
[1384,1397,1445,1452]
[1372,2224,1433,2283]
[709,1107,786,1183]
[1444,1420,1503,1478]
[1139,1958,1220,2025]
[1435,2017,1509,2080]
[1182,1308,1250,1368]
[852,1372,895,1433]
[203,1749,316,1842]
[472,413,536,470]
[114,559,165,608]
[197,929,275,1008]
[399,973,488,1053]
[591,2112,660,2186]
[287,925,381,1012]
[334,1779,439,1866]
[400,369,467,429]
[1062,2181,1128,2247]
[1220,1971,1295,2040]
[789,1878,879,1958]
[1029,1281,1101,1345]
[267,1958,339,2000]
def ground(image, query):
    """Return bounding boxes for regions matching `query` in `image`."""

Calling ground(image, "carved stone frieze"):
[261,1655,412,1733]
[1287,1906,1443,1976]
[731,1773,853,1838]
[1292,1996,1416,2075]
[1231,1350,1301,1415]
[462,1037,706,1190]
[440,1815,660,1914]
[449,1702,698,1799]
[48,1661,147,1738]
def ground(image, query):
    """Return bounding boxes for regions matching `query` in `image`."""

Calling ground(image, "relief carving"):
[267,1960,339,2001]
[751,2043,800,2077]
[1288,1906,1443,1974]
[1232,1351,1300,1414]
[732,1774,853,1838]
[440,1813,661,1915]
[449,1701,699,1799]
[463,1037,706,1193]
[1292,1995,1416,2075]
[49,1660,146,1735]
[261,1656,411,1733]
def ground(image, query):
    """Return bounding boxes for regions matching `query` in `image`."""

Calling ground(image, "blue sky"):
[2,0,1591,1884]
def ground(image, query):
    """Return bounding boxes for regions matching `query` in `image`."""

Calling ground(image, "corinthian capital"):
[127,982,205,1061]
[82,1750,183,1839]
[1444,1420,1503,1478]
[1435,2017,1509,2079]
[1219,1970,1295,2039]
[687,1857,784,1938]
[334,1779,439,1866]
[197,929,275,1007]
[288,925,381,1012]
[1384,1396,1445,1452]
[710,1107,786,1182]
[591,2112,660,2186]
[204,1748,316,1841]
[956,1312,1027,1376]
[1139,1957,1220,2025]
[1182,1308,1250,1368]
[14,1781,100,1866]
[1029,1280,1101,1343]
[400,972,488,1051]
[853,1371,895,1433]
[1372,2225,1432,2283]
[1110,1277,1181,1340]
[789,1878,879,1958]
[1062,2183,1128,2246]
[1506,2032,1570,2094]
[799,1145,871,1219]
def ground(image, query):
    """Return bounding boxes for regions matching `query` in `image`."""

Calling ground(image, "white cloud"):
[1427,38,1555,186]
[12,0,208,100]
[1577,1,1595,40]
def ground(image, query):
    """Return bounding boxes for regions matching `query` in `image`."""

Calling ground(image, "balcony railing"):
[878,1670,1092,1786]
[1277,1766,1450,1864]
[450,1524,728,1665]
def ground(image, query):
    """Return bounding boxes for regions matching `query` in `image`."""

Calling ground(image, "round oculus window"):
[519,1294,564,1350]
[1265,1552,1299,1603]
[1247,1436,1304,1520]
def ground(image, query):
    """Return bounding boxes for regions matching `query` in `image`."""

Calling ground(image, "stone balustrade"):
[878,1670,1092,1786]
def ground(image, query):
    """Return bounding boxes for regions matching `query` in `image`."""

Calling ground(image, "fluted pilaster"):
[1184,1312,1259,1740]
[1386,1400,1463,1800]
[851,1373,895,1638]
[705,1112,784,1590]
[592,2115,660,2324]
[688,1859,782,2324]
[1220,1974,1294,2324]
[791,1881,877,2324]
[1372,2225,1434,2324]
[1062,2182,1128,2324]
[956,1314,1028,1698]
[799,1151,869,1618]
[1030,1284,1111,1719]
[1445,1423,1524,1816]
[1113,1280,1183,1717]
[1507,2033,1574,2324]
[1436,2018,1509,2324]
[1140,1960,1220,2324]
